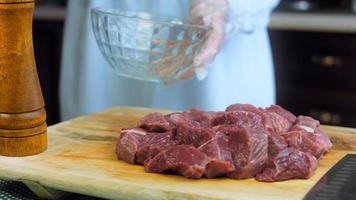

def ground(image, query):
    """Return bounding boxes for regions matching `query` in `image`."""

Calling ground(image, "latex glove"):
[176,0,228,81]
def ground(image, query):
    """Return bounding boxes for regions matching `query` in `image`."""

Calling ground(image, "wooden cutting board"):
[0,107,355,200]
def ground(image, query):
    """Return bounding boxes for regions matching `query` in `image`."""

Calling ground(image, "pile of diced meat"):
[116,104,332,182]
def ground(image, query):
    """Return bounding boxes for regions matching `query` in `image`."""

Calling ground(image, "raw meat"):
[212,110,266,131]
[263,111,292,133]
[265,105,297,123]
[138,112,171,132]
[224,104,275,133]
[116,128,147,164]
[173,113,215,147]
[198,132,235,178]
[175,125,214,147]
[282,129,332,159]
[213,125,240,136]
[226,103,261,113]
[290,116,320,133]
[184,108,217,127]
[283,116,332,159]
[225,103,295,133]
[115,103,332,182]
[145,145,211,179]
[228,128,269,179]
[315,127,333,152]
[262,105,297,133]
[256,148,318,182]
[268,133,288,157]
[136,131,176,164]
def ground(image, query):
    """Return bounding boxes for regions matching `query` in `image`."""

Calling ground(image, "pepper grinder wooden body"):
[0,0,47,156]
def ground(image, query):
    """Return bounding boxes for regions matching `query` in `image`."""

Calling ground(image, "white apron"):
[60,0,278,120]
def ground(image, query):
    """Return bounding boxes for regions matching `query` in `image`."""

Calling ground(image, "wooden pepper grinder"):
[0,0,47,156]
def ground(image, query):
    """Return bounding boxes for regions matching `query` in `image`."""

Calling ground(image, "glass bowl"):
[91,8,212,83]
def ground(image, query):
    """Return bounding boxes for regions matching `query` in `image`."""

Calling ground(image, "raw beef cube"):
[228,128,268,179]
[136,131,177,164]
[225,104,275,132]
[167,109,217,128]
[285,116,332,158]
[212,111,266,131]
[213,125,240,136]
[166,112,188,125]
[315,127,333,151]
[198,132,231,160]
[175,119,215,147]
[265,105,297,123]
[138,112,171,132]
[290,116,320,133]
[263,111,292,133]
[117,103,330,182]
[164,112,181,124]
[198,132,235,178]
[145,145,211,179]
[163,112,183,132]
[282,129,332,159]
[204,160,234,178]
[184,108,217,127]
[116,128,147,164]
[268,133,288,157]
[225,103,261,113]
[256,148,318,182]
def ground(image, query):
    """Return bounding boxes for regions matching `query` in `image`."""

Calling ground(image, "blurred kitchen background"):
[33,0,356,127]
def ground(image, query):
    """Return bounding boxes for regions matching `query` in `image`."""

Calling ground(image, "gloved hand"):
[176,0,228,81]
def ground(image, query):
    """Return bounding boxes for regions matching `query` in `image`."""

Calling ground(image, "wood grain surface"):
[0,107,355,200]
[0,0,47,156]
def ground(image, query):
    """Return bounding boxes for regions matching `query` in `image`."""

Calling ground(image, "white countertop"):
[269,12,356,33]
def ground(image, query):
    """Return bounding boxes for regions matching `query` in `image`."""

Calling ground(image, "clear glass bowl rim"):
[91,7,213,31]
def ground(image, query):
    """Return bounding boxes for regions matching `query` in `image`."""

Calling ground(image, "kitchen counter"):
[269,12,356,33]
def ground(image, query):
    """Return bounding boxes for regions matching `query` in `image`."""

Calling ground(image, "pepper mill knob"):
[0,0,47,156]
